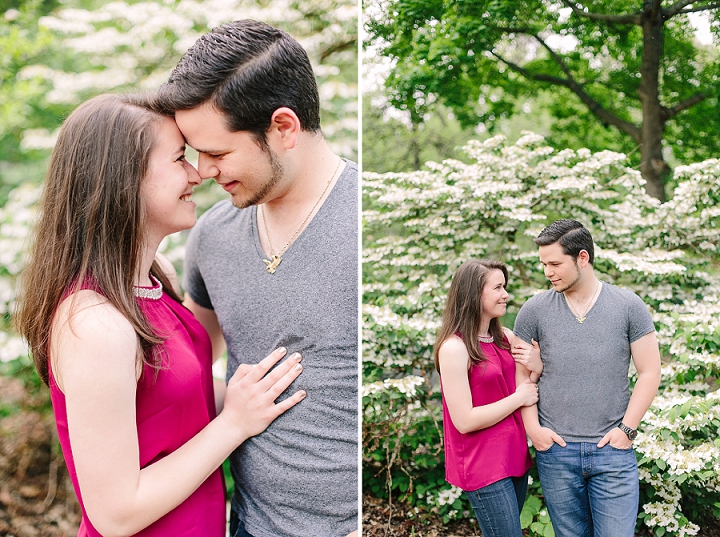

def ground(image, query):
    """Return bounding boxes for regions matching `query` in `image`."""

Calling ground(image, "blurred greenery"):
[1,0,358,203]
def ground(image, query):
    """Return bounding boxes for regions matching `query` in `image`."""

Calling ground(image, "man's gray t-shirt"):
[183,162,358,537]
[513,282,655,442]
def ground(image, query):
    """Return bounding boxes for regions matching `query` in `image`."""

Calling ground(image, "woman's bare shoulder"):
[51,289,138,390]
[501,326,515,345]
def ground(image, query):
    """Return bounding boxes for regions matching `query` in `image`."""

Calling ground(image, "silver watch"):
[618,422,637,441]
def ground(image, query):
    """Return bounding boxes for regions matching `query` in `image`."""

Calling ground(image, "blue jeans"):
[535,442,639,537]
[464,472,529,537]
[229,508,255,537]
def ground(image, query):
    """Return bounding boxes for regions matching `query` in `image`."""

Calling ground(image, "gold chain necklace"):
[260,158,342,274]
[564,281,601,324]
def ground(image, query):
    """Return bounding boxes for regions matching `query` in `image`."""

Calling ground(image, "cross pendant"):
[576,316,585,324]
[263,255,282,274]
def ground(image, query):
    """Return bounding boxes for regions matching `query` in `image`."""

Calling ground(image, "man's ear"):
[268,107,300,150]
[577,249,590,268]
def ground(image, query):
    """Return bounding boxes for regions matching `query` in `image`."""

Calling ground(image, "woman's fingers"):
[263,354,304,399]
[257,352,303,392]
[229,347,288,386]
[229,363,254,385]
[221,348,306,439]
[229,348,304,403]
[272,389,307,416]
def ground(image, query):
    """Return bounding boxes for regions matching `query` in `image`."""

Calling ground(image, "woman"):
[14,93,306,537]
[434,259,542,537]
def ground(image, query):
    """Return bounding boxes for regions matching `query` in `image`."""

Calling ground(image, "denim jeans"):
[535,442,639,537]
[464,472,529,537]
[229,508,255,537]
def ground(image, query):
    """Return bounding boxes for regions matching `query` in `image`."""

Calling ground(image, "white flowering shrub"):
[0,185,40,372]
[18,0,357,159]
[362,133,720,535]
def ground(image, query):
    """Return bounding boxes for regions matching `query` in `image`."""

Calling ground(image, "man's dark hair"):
[156,19,320,145]
[534,219,595,264]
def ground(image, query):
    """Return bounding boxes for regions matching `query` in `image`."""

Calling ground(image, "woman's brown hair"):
[15,93,181,385]
[433,259,510,373]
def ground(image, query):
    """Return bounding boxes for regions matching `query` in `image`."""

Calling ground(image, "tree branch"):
[489,50,568,85]
[663,0,702,18]
[495,26,533,34]
[534,33,577,81]
[320,38,357,61]
[490,50,642,142]
[674,2,720,15]
[662,92,709,120]
[560,0,641,24]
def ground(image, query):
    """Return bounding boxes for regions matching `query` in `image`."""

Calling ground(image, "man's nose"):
[197,153,219,180]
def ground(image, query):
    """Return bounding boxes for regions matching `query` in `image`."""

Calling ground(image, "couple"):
[436,220,662,537]
[15,20,358,537]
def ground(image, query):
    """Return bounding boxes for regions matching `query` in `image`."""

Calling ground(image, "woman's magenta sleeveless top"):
[441,337,533,491]
[48,285,225,536]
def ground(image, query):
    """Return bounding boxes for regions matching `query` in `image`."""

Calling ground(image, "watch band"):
[618,422,637,440]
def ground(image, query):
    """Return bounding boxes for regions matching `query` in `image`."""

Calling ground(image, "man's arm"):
[516,363,566,451]
[513,301,565,450]
[598,331,661,448]
[185,295,227,413]
[509,329,542,383]
[185,295,226,361]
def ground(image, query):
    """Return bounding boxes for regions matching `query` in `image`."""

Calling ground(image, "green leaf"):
[520,510,533,528]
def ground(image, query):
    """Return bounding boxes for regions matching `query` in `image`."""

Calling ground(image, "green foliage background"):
[364,0,720,200]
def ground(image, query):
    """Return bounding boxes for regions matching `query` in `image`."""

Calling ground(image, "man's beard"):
[554,262,581,293]
[232,142,284,209]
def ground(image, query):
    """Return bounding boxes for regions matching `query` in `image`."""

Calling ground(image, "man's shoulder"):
[343,159,358,179]
[335,160,358,197]
[519,288,557,310]
[194,199,246,232]
[600,282,645,305]
[323,159,358,221]
[514,289,556,336]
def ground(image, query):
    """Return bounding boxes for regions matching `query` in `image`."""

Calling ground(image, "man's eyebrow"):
[190,147,224,155]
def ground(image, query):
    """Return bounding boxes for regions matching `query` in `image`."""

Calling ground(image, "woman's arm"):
[52,291,304,537]
[438,335,538,434]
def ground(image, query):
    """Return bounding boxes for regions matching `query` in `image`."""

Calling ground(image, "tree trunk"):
[638,2,669,202]
[410,120,421,171]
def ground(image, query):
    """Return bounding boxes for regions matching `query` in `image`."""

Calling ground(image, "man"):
[156,20,358,537]
[513,219,661,537]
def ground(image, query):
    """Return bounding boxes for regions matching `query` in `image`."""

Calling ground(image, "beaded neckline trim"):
[133,275,163,300]
[478,334,494,343]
